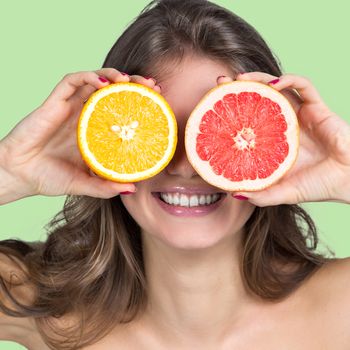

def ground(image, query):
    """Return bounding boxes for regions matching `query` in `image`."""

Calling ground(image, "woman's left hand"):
[218,72,350,207]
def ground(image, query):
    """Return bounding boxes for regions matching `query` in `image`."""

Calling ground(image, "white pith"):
[78,83,177,181]
[110,120,139,141]
[233,127,256,150]
[159,192,221,207]
[185,81,299,191]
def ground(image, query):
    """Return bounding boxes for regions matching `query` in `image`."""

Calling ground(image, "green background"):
[1,1,349,348]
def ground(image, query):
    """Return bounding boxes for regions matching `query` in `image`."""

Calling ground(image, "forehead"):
[155,55,234,123]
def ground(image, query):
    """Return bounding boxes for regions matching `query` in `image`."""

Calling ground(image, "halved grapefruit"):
[185,81,299,191]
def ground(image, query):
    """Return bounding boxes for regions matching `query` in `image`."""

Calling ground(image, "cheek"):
[212,200,255,236]
[120,196,140,218]
[120,194,155,231]
[121,195,256,249]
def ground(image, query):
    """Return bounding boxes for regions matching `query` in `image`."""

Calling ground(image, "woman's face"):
[121,55,256,250]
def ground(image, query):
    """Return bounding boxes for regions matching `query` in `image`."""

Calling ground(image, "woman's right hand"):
[0,69,161,201]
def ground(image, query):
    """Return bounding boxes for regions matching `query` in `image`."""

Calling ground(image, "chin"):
[138,214,246,253]
[150,221,238,251]
[121,192,255,252]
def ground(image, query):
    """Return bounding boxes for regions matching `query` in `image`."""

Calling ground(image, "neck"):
[140,230,260,345]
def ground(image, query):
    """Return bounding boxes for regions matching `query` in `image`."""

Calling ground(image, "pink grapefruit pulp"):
[185,81,299,191]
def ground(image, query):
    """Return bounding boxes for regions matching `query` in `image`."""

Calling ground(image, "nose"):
[165,132,198,179]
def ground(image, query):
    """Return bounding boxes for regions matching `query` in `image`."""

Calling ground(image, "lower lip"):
[152,193,226,217]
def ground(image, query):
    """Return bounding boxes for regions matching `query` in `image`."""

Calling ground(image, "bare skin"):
[1,56,350,349]
[84,257,350,350]
[3,256,350,349]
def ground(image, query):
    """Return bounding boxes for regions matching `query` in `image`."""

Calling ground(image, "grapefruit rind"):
[77,82,178,182]
[185,80,299,192]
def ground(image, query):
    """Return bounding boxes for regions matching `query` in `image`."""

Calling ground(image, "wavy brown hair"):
[0,0,335,349]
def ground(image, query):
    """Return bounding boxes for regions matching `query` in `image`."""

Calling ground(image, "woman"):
[1,0,350,349]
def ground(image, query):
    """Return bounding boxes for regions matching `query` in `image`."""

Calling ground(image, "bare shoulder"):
[1,247,126,350]
[311,257,350,297]
[0,252,42,348]
[305,257,350,345]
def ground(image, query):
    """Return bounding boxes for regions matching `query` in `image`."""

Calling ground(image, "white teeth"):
[159,192,222,207]
[206,195,211,204]
[172,194,180,205]
[189,195,198,207]
[180,194,189,206]
[163,193,171,205]
[199,195,206,205]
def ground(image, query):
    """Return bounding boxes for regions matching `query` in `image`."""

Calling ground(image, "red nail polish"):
[233,195,249,201]
[98,76,109,83]
[268,78,280,85]
[120,191,134,195]
[144,76,156,83]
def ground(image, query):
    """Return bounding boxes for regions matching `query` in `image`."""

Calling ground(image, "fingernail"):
[268,78,280,85]
[156,84,162,90]
[145,76,156,84]
[121,72,129,77]
[233,195,249,201]
[217,75,227,79]
[120,191,135,195]
[98,76,109,83]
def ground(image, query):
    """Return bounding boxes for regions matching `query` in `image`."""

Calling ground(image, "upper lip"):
[151,186,226,195]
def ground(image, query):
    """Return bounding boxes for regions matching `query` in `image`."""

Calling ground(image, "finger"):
[267,74,325,106]
[231,181,302,207]
[72,84,98,104]
[153,84,162,94]
[216,75,233,85]
[94,68,130,83]
[237,72,303,112]
[236,71,277,83]
[268,74,336,128]
[74,73,161,102]
[46,71,112,103]
[69,173,136,198]
[217,75,234,84]
[216,73,299,111]
[129,75,157,88]
[66,69,131,104]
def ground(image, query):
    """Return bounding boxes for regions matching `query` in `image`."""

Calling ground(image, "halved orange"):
[77,82,177,182]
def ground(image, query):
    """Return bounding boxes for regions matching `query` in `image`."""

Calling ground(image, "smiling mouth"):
[151,192,226,207]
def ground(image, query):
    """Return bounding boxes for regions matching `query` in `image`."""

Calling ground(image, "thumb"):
[69,174,136,198]
[232,182,302,207]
